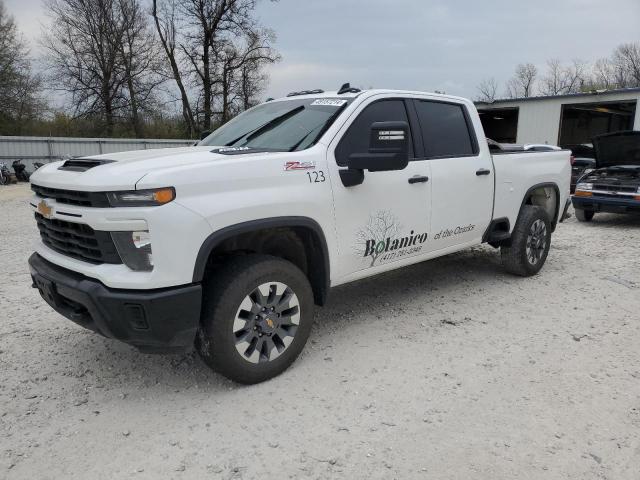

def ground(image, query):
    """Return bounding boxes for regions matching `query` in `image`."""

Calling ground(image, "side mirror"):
[200,130,212,140]
[347,121,410,172]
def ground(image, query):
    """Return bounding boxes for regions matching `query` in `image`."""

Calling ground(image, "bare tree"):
[612,42,640,87]
[505,63,538,98]
[590,58,617,90]
[539,58,587,95]
[43,0,162,136]
[0,0,43,132]
[214,28,280,121]
[151,0,197,135]
[152,0,280,133]
[476,77,499,102]
[117,0,165,137]
[43,0,125,135]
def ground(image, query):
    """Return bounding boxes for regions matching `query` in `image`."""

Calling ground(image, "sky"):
[4,0,640,101]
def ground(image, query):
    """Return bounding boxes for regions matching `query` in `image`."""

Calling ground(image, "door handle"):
[476,168,491,176]
[408,175,429,184]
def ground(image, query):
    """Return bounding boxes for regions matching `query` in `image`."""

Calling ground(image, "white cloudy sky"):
[5,0,640,100]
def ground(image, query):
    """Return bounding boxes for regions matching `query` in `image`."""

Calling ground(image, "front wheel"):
[501,206,552,277]
[575,208,594,222]
[196,254,314,384]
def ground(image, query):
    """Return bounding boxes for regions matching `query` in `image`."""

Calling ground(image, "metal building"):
[475,87,640,147]
[0,136,194,171]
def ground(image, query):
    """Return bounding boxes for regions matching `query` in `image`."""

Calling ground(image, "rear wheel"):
[196,254,314,384]
[575,208,594,222]
[501,206,552,277]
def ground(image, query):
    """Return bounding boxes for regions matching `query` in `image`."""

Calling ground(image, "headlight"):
[111,231,153,271]
[576,182,593,191]
[106,187,175,207]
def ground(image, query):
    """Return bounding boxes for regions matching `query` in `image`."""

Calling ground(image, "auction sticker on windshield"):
[310,99,348,107]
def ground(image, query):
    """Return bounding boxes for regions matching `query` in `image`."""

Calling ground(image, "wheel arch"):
[193,217,330,305]
[518,182,561,231]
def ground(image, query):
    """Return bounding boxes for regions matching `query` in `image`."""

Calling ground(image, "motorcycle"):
[12,159,30,182]
[0,163,13,185]
[33,162,45,170]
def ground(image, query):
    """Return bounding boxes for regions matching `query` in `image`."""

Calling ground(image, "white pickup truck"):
[28,86,571,383]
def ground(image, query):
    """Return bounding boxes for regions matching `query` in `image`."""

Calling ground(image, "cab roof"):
[270,88,468,104]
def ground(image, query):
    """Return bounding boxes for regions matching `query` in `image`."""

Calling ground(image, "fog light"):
[111,231,153,271]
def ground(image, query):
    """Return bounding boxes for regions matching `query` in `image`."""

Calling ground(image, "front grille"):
[35,213,121,264]
[593,183,637,194]
[31,184,111,208]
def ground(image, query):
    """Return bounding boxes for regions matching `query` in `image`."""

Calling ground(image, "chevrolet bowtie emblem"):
[37,199,53,219]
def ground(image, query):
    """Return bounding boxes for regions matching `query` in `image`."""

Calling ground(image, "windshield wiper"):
[288,127,321,152]
[288,103,348,152]
[225,105,305,147]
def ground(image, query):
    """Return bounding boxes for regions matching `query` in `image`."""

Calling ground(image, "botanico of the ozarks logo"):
[354,211,428,267]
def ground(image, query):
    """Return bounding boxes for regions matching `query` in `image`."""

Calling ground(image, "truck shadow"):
[75,245,507,390]
[319,245,504,320]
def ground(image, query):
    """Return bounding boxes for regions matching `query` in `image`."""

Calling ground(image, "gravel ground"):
[1,183,639,479]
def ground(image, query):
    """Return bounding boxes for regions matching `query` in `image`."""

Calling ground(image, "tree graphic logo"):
[354,210,401,267]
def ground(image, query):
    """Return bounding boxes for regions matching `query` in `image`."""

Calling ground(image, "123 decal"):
[306,171,326,183]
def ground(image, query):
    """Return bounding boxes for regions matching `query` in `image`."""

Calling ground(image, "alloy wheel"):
[525,219,547,265]
[233,282,300,364]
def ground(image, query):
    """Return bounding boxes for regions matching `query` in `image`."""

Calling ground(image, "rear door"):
[411,98,494,251]
[326,96,432,280]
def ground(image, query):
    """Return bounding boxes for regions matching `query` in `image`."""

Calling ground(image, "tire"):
[575,208,594,222]
[196,254,314,384]
[501,205,552,277]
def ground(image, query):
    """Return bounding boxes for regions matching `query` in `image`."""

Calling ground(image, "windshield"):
[199,98,351,151]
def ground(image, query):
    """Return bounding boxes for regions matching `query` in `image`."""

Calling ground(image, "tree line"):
[0,0,279,138]
[476,42,640,102]
[3,0,639,137]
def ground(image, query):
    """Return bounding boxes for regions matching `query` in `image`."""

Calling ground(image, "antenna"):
[337,83,361,95]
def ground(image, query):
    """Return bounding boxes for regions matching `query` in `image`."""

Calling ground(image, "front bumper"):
[29,253,202,353]
[572,195,640,214]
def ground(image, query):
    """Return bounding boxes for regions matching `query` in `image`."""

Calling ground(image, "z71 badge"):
[284,161,316,171]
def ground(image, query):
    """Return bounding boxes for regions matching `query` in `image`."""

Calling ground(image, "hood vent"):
[58,158,115,172]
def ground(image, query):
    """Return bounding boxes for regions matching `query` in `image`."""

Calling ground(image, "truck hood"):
[29,146,236,191]
[593,131,640,169]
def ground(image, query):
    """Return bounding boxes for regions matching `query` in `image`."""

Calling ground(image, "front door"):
[327,97,432,281]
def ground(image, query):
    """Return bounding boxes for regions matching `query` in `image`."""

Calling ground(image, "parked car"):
[573,131,640,221]
[28,87,571,383]
[562,144,596,193]
[570,157,596,193]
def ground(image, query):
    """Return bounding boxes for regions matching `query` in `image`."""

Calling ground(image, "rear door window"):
[414,100,477,158]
